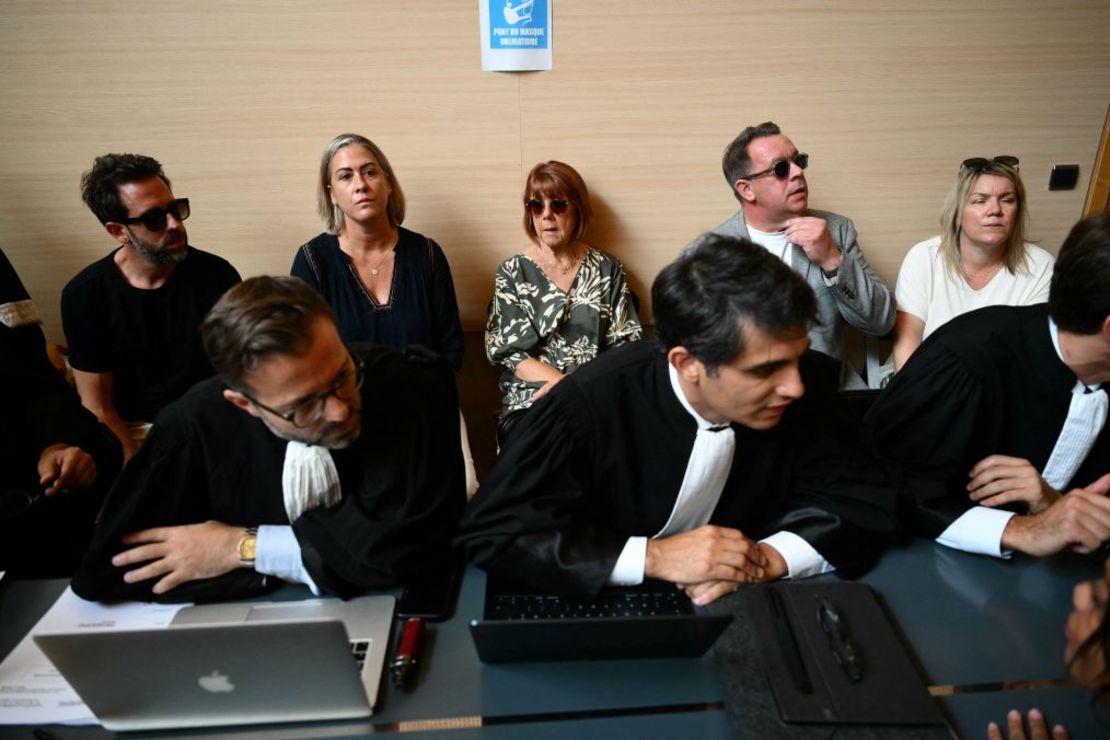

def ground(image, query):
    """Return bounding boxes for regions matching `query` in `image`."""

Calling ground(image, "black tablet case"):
[746,581,943,725]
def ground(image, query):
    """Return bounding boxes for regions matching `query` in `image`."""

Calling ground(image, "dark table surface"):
[0,538,1103,738]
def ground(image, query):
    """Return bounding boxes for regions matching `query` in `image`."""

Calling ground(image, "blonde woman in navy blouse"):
[292,133,475,493]
[291,133,464,369]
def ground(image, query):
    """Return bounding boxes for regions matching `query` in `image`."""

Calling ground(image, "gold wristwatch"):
[237,526,258,568]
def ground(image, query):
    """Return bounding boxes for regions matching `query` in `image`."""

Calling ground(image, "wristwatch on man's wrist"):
[237,526,258,568]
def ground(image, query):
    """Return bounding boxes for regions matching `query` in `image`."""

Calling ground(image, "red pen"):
[390,617,425,690]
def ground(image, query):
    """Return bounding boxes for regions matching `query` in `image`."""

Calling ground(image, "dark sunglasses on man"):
[741,152,809,181]
[961,155,1019,172]
[525,198,570,216]
[121,197,191,232]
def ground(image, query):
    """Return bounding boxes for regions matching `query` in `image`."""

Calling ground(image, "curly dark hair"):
[80,153,170,225]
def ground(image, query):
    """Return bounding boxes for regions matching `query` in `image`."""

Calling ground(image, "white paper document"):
[0,587,186,726]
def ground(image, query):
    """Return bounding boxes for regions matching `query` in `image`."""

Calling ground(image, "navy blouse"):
[291,228,464,370]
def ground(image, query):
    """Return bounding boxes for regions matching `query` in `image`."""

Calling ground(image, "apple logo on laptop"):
[198,670,235,693]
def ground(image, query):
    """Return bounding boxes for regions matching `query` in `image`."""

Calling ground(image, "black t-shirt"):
[61,246,241,421]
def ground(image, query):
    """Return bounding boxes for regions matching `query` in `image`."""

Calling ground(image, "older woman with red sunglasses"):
[486,161,642,443]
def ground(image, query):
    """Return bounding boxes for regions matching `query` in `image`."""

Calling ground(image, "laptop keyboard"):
[489,590,689,620]
[350,640,370,669]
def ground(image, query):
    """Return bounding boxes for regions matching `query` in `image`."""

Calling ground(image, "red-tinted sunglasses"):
[525,198,570,216]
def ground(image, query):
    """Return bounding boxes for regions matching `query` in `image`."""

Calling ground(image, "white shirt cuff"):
[820,271,840,287]
[759,531,835,580]
[935,506,1016,558]
[607,537,647,585]
[256,525,320,594]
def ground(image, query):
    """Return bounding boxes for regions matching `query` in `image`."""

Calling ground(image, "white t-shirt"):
[747,224,792,269]
[895,236,1055,340]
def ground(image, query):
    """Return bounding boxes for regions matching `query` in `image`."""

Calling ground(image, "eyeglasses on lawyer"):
[238,353,365,428]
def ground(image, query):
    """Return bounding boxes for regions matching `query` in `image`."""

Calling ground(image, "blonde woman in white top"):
[892,156,1054,370]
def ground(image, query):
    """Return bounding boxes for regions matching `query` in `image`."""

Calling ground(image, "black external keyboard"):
[350,640,369,669]
[489,589,690,620]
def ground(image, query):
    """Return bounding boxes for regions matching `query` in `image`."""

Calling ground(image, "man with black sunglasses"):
[62,154,241,460]
[696,121,894,388]
[72,276,465,602]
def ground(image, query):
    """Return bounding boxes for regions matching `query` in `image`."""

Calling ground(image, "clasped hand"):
[645,525,785,605]
[1001,474,1110,556]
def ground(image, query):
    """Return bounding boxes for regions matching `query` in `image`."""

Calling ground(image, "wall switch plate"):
[1048,164,1080,190]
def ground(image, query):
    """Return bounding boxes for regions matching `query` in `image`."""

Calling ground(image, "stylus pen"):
[816,595,864,682]
[768,587,813,694]
[390,617,425,690]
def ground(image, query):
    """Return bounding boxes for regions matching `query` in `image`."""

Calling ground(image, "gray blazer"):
[696,208,895,370]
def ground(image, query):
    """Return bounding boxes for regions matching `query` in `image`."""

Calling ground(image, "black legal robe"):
[0,249,123,576]
[72,344,466,603]
[457,340,900,597]
[866,304,1109,538]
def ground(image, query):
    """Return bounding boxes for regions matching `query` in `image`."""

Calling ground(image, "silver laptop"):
[34,594,395,731]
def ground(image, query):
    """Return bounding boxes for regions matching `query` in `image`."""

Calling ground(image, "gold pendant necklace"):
[545,246,581,275]
[369,250,393,278]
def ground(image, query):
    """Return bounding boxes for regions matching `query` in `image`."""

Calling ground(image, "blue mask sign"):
[480,0,553,71]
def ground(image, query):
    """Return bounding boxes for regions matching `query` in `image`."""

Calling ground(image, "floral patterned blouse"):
[485,246,643,416]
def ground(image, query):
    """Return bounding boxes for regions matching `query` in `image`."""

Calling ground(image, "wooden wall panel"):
[519,1,1110,315]
[1,0,1108,341]
[0,0,522,336]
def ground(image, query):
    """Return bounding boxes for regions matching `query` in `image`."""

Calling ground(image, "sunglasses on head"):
[525,198,570,216]
[962,156,1019,172]
[122,198,191,232]
[742,152,809,181]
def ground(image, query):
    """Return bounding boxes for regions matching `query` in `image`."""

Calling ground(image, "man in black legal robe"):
[866,212,1110,557]
[1,248,122,576]
[457,235,899,605]
[72,276,465,602]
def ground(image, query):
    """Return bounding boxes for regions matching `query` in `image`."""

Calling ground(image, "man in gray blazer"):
[704,121,894,387]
